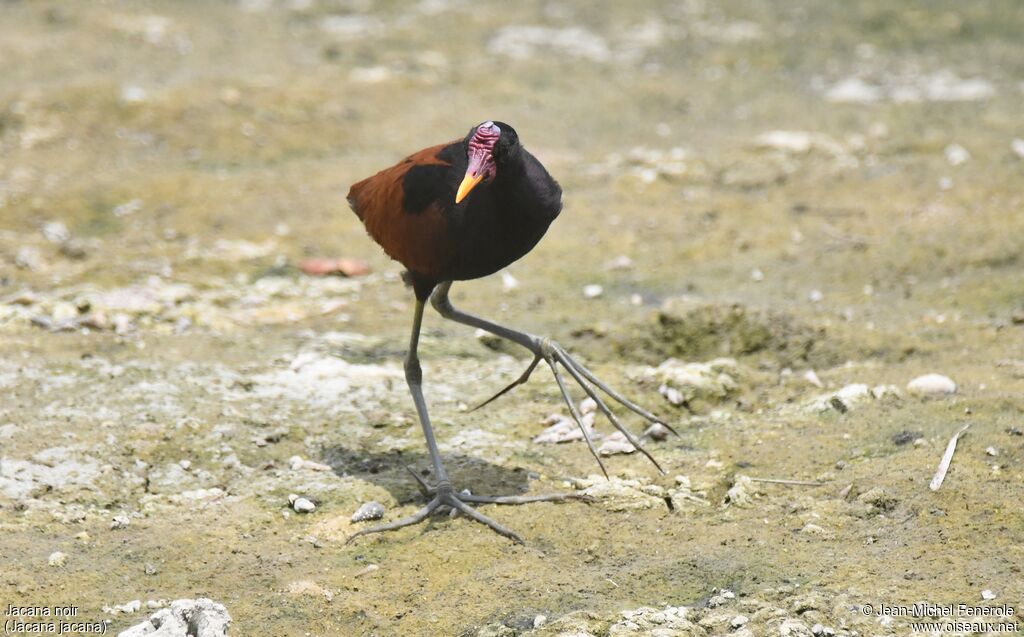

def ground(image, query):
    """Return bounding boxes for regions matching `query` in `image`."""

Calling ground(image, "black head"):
[455,120,522,204]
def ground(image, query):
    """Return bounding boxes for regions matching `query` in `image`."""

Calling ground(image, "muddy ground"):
[1,1,1023,635]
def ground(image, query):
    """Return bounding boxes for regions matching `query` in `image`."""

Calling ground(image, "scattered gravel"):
[641,358,738,407]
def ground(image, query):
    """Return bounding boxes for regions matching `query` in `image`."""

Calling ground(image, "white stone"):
[598,431,637,456]
[48,551,67,567]
[583,284,604,299]
[289,495,316,513]
[944,143,970,166]
[724,475,755,507]
[110,514,131,529]
[648,358,738,406]
[351,501,385,522]
[825,77,882,103]
[803,369,823,388]
[533,412,598,444]
[1012,139,1024,160]
[500,270,519,292]
[907,373,956,396]
[118,598,230,637]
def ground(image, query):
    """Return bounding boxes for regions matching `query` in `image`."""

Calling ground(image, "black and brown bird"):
[346,121,670,543]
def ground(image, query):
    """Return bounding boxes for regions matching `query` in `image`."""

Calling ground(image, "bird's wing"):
[347,141,462,279]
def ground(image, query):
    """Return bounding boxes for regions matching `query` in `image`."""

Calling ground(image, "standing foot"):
[346,471,586,545]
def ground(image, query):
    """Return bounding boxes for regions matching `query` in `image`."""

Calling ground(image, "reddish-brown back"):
[348,142,458,280]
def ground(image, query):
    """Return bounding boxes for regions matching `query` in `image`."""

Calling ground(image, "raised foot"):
[345,471,586,545]
[472,338,678,478]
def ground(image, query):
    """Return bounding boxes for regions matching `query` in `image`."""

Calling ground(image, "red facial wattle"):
[455,122,501,204]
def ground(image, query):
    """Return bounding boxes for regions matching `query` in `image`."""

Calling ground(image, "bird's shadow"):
[322,445,533,504]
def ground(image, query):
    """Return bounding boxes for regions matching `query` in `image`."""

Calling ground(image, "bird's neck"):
[493,150,560,218]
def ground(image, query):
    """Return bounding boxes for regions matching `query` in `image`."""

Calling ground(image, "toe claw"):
[469,354,541,411]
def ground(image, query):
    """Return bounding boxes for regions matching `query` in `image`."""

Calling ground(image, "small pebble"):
[500,270,519,292]
[120,85,148,104]
[579,397,597,414]
[354,564,379,577]
[643,422,670,441]
[289,494,317,513]
[944,143,970,166]
[144,562,158,575]
[982,589,997,600]
[110,514,131,530]
[582,284,604,299]
[1012,138,1024,160]
[598,431,637,456]
[907,373,956,396]
[808,289,823,303]
[533,615,547,628]
[803,369,823,388]
[288,455,332,472]
[48,551,67,567]
[15,246,45,270]
[986,446,999,457]
[41,221,70,243]
[731,615,749,628]
[351,501,386,522]
[750,268,764,282]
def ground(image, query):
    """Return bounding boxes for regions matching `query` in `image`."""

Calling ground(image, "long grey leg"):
[430,281,537,350]
[405,299,451,490]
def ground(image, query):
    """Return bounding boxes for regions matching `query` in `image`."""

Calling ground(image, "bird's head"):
[455,121,519,204]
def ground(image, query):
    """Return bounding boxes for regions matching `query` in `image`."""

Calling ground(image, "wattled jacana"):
[346,121,670,543]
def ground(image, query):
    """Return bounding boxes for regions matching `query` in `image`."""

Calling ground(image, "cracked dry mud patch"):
[2,0,1024,635]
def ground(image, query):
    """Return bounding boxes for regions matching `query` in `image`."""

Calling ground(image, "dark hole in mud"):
[615,298,917,368]
[619,298,832,367]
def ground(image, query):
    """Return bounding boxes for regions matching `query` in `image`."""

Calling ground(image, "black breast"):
[444,148,562,282]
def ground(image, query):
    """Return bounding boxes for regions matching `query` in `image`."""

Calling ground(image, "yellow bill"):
[455,172,484,204]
